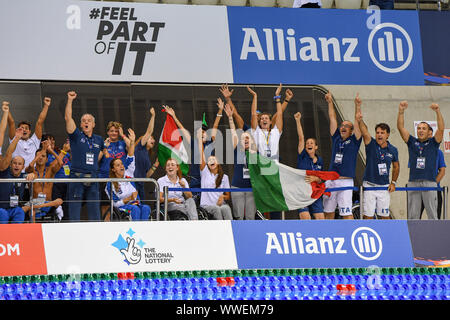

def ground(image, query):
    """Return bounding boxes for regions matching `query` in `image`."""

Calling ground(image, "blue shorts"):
[298,197,324,215]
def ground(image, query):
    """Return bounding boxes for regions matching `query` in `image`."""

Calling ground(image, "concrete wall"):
[324,85,450,220]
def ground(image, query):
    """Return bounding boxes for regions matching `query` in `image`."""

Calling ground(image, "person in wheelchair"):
[197,128,232,220]
[157,158,198,220]
[105,129,151,221]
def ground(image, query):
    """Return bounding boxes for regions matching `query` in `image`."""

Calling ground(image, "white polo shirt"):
[200,166,230,207]
[10,133,41,171]
[251,125,281,160]
[157,175,190,203]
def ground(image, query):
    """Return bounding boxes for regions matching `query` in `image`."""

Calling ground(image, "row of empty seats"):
[102,0,373,10]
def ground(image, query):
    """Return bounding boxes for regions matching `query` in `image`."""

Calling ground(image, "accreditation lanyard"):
[416,141,428,170]
[309,155,320,171]
[84,133,95,165]
[36,167,47,190]
[334,140,346,164]
[262,130,271,157]
[377,145,388,176]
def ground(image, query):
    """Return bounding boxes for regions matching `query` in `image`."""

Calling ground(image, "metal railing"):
[0,177,160,223]
[165,185,448,220]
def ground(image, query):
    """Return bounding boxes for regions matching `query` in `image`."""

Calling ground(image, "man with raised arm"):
[323,92,362,220]
[7,97,51,170]
[0,126,36,223]
[64,91,105,222]
[356,100,399,220]
[397,101,444,220]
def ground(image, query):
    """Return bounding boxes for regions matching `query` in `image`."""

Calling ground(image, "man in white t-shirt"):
[293,0,322,8]
[7,97,51,171]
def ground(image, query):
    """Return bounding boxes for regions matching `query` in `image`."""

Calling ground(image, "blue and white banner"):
[227,7,424,85]
[0,1,424,85]
[232,220,415,269]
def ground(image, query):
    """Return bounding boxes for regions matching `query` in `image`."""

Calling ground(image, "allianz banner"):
[227,7,424,85]
[232,220,415,269]
[0,0,233,83]
[0,1,424,85]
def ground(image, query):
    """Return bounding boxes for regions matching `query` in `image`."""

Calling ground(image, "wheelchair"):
[102,206,132,221]
[151,208,189,221]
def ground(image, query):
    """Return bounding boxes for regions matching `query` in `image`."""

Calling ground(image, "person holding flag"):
[157,105,198,220]
[294,112,325,220]
[157,105,190,176]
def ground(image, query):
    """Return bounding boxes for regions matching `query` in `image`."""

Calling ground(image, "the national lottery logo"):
[89,6,165,76]
[111,228,174,266]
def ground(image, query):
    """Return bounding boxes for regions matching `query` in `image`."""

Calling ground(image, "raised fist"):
[294,112,301,121]
[2,101,9,112]
[285,89,294,101]
[149,107,155,116]
[43,97,51,106]
[430,103,439,112]
[399,101,408,111]
[67,91,77,100]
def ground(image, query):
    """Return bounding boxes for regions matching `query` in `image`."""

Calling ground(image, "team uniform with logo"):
[0,168,26,223]
[134,142,152,201]
[324,128,362,216]
[98,140,129,206]
[105,156,150,221]
[362,138,399,218]
[67,128,104,221]
[296,149,324,215]
[406,135,441,220]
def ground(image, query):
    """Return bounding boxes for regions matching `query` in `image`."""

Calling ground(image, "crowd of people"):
[0,84,446,223]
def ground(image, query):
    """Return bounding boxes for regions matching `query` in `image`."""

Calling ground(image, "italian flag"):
[158,113,189,175]
[246,151,340,213]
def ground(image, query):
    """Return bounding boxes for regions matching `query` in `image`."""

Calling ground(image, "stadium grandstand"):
[0,0,449,307]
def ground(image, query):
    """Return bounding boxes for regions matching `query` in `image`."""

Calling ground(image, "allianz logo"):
[265,227,382,261]
[240,23,412,74]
